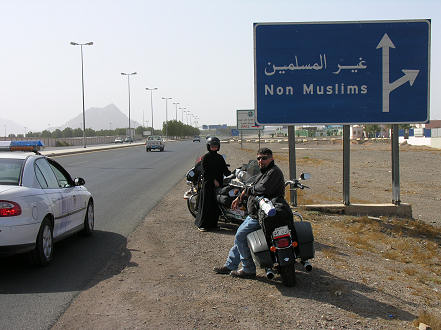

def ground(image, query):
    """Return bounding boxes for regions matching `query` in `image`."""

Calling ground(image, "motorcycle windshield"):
[242,160,260,184]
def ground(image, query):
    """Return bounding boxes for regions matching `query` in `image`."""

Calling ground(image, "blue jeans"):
[225,215,261,273]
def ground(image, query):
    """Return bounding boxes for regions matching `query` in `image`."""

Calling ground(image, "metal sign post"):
[391,124,401,205]
[343,126,350,205]
[288,126,297,206]
[258,129,261,150]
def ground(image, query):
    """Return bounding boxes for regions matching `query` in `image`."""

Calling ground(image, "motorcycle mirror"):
[300,173,311,180]
[188,170,195,178]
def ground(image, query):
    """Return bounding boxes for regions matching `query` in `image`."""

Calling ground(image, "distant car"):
[193,136,201,142]
[145,136,165,152]
[114,137,123,143]
[0,141,94,265]
[124,136,134,143]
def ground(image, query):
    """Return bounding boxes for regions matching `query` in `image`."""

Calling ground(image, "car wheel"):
[81,200,94,236]
[30,217,53,266]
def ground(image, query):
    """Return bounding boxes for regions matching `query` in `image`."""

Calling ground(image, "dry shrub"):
[382,249,409,263]
[321,247,344,262]
[413,310,441,330]
[403,267,417,276]
[346,235,375,252]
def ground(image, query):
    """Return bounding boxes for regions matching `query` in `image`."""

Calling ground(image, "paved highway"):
[0,140,205,329]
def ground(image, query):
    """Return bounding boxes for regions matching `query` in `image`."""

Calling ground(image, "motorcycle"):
[184,159,260,224]
[184,159,315,287]
[247,174,315,287]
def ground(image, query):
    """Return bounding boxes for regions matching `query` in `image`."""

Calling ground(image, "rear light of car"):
[0,200,22,217]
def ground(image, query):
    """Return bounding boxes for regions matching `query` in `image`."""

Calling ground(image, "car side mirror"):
[74,177,85,186]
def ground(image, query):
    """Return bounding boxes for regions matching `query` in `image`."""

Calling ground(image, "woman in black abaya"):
[195,137,230,231]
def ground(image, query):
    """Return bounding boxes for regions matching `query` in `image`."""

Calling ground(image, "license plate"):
[272,225,290,238]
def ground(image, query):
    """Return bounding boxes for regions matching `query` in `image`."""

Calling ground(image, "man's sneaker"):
[213,266,232,274]
[197,227,208,232]
[230,269,256,279]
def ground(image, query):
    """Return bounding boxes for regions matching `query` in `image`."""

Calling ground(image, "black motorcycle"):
[247,174,315,287]
[184,159,259,224]
[184,160,315,287]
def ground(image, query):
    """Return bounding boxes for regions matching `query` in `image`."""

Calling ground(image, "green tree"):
[62,127,74,138]
[135,126,145,136]
[85,128,95,136]
[365,125,380,138]
[52,129,62,138]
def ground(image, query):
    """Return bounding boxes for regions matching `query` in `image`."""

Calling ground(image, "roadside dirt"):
[53,141,441,329]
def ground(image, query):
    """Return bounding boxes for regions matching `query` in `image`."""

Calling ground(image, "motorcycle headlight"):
[186,169,195,181]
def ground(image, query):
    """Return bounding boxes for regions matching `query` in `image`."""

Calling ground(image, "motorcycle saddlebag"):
[247,229,273,268]
[293,221,315,260]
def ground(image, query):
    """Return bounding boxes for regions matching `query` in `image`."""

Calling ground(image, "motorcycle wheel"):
[187,194,198,218]
[280,264,296,287]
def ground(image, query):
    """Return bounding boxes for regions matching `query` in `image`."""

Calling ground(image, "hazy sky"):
[0,0,439,132]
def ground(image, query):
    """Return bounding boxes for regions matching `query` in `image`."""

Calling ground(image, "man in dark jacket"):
[213,147,285,278]
[195,137,231,231]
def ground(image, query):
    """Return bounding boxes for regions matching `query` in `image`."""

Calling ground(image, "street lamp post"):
[179,107,186,122]
[146,88,158,132]
[184,111,190,125]
[121,72,137,140]
[193,115,199,128]
[162,97,172,139]
[70,41,93,148]
[172,102,180,121]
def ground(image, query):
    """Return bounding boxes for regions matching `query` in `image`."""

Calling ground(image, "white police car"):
[0,141,94,265]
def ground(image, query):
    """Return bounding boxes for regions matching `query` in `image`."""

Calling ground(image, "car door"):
[34,158,68,238]
[47,159,83,232]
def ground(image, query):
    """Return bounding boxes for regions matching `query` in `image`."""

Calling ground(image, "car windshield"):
[0,158,24,185]
[148,136,161,140]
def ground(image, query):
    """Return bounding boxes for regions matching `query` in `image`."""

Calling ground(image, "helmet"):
[206,136,220,151]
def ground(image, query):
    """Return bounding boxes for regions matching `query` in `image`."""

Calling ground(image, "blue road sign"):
[254,20,430,125]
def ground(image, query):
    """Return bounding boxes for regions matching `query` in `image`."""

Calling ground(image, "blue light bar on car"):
[0,140,44,152]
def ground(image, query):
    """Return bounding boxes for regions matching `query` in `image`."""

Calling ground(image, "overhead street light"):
[172,102,180,121]
[146,88,158,131]
[70,41,93,148]
[121,72,137,140]
[183,110,189,125]
[162,97,172,139]
[179,107,186,122]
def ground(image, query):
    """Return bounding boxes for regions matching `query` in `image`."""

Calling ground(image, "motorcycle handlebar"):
[285,180,310,190]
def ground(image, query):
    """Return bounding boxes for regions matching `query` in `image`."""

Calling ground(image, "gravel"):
[53,141,441,329]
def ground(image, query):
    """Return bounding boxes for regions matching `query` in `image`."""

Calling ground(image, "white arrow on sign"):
[376,33,419,113]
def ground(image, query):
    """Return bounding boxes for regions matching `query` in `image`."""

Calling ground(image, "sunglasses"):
[257,156,270,161]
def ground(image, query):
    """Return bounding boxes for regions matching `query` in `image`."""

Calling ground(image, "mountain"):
[59,104,141,131]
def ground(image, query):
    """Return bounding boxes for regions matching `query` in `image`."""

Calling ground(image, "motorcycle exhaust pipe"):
[302,260,312,272]
[265,268,275,279]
